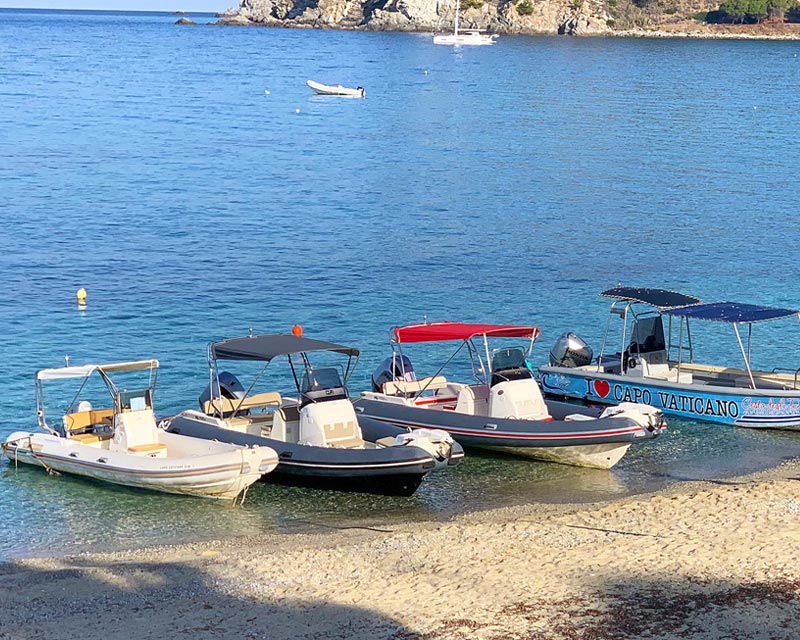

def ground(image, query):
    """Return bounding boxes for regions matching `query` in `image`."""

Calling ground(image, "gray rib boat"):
[355,321,665,469]
[165,330,463,496]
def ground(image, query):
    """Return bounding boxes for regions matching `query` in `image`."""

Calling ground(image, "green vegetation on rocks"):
[705,0,792,22]
[517,0,535,14]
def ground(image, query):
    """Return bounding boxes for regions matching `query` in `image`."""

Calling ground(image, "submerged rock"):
[175,17,198,25]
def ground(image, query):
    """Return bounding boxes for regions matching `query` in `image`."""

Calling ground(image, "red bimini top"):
[393,322,540,344]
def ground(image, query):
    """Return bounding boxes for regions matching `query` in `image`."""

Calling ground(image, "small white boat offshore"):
[165,329,463,496]
[355,322,665,470]
[2,360,278,501]
[433,1,498,45]
[539,286,800,430]
[306,80,365,97]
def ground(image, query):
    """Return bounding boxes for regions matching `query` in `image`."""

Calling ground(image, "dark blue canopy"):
[662,302,799,324]
[600,286,701,309]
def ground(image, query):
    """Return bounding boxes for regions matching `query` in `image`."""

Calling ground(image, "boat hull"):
[539,366,800,430]
[2,431,277,500]
[306,80,364,97]
[353,396,658,470]
[477,443,631,469]
[166,413,464,497]
[433,35,497,45]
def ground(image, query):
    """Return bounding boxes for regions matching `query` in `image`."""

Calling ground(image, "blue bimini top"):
[600,286,702,310]
[662,302,799,324]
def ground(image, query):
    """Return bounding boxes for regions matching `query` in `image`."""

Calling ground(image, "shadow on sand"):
[0,556,421,640]
[428,574,800,640]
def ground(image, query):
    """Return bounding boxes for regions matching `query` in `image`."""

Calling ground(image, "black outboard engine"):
[198,371,247,417]
[549,332,593,368]
[371,355,415,392]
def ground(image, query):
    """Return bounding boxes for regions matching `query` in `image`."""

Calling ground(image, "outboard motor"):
[198,371,247,417]
[549,332,593,368]
[371,355,416,392]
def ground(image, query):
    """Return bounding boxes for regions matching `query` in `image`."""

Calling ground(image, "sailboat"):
[433,1,498,46]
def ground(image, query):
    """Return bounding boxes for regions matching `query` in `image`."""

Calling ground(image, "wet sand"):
[1,460,799,640]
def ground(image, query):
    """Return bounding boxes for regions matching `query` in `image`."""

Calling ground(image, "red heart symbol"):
[594,380,611,398]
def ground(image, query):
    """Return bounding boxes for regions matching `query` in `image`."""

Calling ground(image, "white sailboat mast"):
[454,0,460,35]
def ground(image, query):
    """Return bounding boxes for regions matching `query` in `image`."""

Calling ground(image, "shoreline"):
[213,14,800,41]
[2,458,798,639]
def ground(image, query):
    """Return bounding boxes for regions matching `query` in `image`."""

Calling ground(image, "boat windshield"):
[628,316,666,355]
[299,366,349,405]
[491,347,527,371]
[117,388,154,412]
[490,347,533,385]
[301,366,343,392]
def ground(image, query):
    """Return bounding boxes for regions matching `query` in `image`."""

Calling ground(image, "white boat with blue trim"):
[539,286,800,430]
[355,321,665,470]
[2,360,278,501]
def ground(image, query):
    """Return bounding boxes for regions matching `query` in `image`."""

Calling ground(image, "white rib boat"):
[2,360,278,501]
[306,80,365,97]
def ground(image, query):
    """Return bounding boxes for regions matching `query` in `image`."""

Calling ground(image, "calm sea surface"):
[1,9,799,559]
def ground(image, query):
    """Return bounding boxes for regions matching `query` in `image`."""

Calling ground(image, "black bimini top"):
[600,286,702,309]
[212,334,359,361]
[662,302,799,324]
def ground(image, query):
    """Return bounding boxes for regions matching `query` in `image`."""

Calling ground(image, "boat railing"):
[678,362,800,390]
[770,367,800,390]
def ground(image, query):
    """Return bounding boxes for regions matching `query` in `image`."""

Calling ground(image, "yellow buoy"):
[76,288,87,303]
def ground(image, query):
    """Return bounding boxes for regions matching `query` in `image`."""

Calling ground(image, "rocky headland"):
[214,0,800,38]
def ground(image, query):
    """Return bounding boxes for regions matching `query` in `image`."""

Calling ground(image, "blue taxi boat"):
[539,286,800,430]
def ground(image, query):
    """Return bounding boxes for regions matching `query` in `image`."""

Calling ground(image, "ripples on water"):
[1,9,799,558]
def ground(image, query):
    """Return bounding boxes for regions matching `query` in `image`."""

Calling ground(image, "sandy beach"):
[2,461,798,640]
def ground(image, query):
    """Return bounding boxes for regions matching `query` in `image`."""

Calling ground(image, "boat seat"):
[455,384,490,416]
[382,376,448,396]
[226,416,253,432]
[111,408,166,457]
[376,436,396,448]
[324,420,364,449]
[128,443,167,457]
[272,404,301,443]
[70,432,112,445]
[631,360,693,384]
[203,392,282,416]
[64,409,114,432]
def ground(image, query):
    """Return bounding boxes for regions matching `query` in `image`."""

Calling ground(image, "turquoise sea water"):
[1,9,800,559]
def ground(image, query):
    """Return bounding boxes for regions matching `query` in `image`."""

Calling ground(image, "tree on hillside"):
[718,0,786,21]
[720,0,749,21]
[747,0,769,21]
[766,0,790,19]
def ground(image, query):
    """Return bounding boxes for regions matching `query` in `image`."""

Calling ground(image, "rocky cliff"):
[218,0,615,36]
[217,0,800,37]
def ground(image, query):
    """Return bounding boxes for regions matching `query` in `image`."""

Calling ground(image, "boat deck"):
[574,360,800,391]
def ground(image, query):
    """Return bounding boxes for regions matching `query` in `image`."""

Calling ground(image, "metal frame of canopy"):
[34,359,160,434]
[596,287,702,374]
[388,321,540,399]
[205,332,361,418]
[661,302,800,390]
